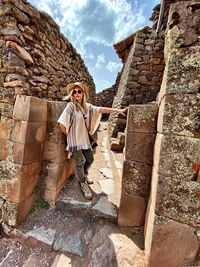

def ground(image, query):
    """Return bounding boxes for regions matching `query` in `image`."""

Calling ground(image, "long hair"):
[63,87,88,112]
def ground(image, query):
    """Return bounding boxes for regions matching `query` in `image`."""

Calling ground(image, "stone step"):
[0,249,13,267]
[51,254,71,267]
[56,196,117,222]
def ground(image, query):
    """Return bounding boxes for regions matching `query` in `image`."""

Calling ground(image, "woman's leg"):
[82,149,94,175]
[73,150,92,199]
[73,150,85,183]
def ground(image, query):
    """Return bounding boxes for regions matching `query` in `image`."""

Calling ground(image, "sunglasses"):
[72,89,82,95]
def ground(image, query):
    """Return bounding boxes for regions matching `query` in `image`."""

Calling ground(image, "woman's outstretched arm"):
[99,107,128,116]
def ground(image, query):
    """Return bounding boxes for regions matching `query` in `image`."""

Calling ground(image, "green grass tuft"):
[31,198,50,212]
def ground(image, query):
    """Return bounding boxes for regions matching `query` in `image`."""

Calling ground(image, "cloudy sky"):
[28,0,160,92]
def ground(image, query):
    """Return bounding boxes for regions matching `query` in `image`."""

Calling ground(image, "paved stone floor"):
[0,121,147,267]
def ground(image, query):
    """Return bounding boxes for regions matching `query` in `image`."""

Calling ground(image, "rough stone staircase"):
[0,121,148,267]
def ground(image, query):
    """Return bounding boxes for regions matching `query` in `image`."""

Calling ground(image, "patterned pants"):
[73,149,94,182]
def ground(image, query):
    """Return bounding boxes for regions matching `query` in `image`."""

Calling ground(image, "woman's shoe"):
[86,176,94,184]
[80,181,93,200]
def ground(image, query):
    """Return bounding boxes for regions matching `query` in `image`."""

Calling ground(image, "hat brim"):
[66,82,89,96]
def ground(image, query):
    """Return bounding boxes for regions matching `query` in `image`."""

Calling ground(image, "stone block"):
[118,193,146,226]
[3,81,29,88]
[6,40,33,65]
[56,159,75,192]
[51,254,71,267]
[125,132,156,164]
[3,193,36,226]
[47,101,66,122]
[122,160,152,199]
[0,161,41,203]
[158,94,200,138]
[0,87,15,106]
[13,95,47,122]
[0,138,9,160]
[110,138,123,152]
[149,220,199,267]
[154,133,200,181]
[0,120,8,139]
[42,159,75,205]
[46,121,65,144]
[159,13,200,96]
[127,104,158,133]
[10,121,46,143]
[43,159,75,191]
[43,189,56,207]
[13,141,44,164]
[43,141,67,164]
[156,175,200,227]
[0,4,30,24]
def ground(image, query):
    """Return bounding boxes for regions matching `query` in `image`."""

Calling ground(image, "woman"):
[58,82,128,200]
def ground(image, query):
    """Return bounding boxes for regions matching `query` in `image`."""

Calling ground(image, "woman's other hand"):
[118,107,129,116]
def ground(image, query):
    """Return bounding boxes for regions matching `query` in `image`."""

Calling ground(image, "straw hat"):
[66,82,89,96]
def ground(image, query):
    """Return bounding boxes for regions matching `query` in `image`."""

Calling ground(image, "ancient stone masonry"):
[109,26,165,138]
[118,104,158,227]
[161,0,193,30]
[95,71,122,118]
[118,0,200,266]
[145,1,200,266]
[0,0,95,103]
[0,0,95,227]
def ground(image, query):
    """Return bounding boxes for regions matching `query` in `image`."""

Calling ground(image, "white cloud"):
[84,52,95,60]
[106,61,122,73]
[30,0,147,51]
[28,0,151,91]
[95,54,106,69]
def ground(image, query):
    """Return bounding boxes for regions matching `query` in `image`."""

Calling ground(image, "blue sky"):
[28,0,160,92]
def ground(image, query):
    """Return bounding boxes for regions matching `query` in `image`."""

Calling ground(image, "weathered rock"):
[158,94,200,138]
[0,161,41,203]
[13,95,47,122]
[43,141,67,164]
[125,132,156,164]
[0,3,30,24]
[109,27,164,138]
[51,254,71,267]
[122,160,152,198]
[6,40,33,65]
[91,196,117,221]
[155,133,200,181]
[3,80,29,88]
[89,225,147,267]
[53,230,84,257]
[98,179,114,195]
[25,226,55,249]
[118,193,146,226]
[56,197,93,212]
[126,104,158,134]
[149,220,199,267]
[110,139,123,152]
[99,167,113,179]
[3,193,36,226]
[156,175,200,227]
[10,121,46,143]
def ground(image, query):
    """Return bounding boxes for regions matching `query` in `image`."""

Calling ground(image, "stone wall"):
[118,1,200,265]
[162,0,192,30]
[95,71,122,118]
[0,0,95,103]
[108,27,165,138]
[118,104,158,227]
[0,95,75,226]
[0,0,94,227]
[144,2,200,266]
